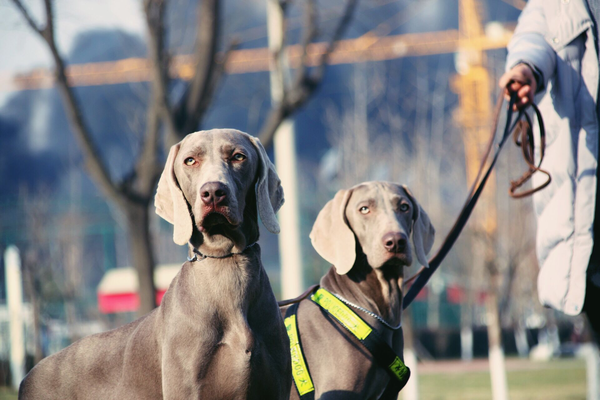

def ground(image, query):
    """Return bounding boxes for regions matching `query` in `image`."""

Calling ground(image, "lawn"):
[0,358,587,400]
[403,358,587,400]
[0,387,15,400]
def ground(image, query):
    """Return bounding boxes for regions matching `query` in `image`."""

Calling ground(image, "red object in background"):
[444,284,488,305]
[97,265,180,313]
[98,292,140,314]
[97,290,169,314]
[477,290,488,304]
[446,284,465,304]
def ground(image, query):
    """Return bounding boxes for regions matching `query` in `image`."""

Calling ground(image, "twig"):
[12,0,125,206]
[258,0,358,147]
[176,0,221,137]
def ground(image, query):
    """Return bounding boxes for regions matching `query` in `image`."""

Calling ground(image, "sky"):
[0,0,146,103]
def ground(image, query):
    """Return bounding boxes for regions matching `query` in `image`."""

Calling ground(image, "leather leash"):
[403,91,550,309]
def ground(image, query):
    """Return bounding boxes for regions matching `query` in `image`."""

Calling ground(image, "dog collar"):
[329,291,402,330]
[187,242,257,262]
[284,288,410,399]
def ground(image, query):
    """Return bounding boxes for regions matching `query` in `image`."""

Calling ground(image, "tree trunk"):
[126,202,157,317]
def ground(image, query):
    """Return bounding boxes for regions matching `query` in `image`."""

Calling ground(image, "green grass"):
[403,358,586,400]
[0,387,16,400]
[0,358,586,400]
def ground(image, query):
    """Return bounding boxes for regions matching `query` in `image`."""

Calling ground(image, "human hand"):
[499,63,537,111]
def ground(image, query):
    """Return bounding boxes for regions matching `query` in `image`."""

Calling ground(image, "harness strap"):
[284,302,315,400]
[310,288,410,395]
[284,288,411,398]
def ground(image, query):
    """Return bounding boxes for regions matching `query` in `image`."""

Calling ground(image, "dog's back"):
[19,310,162,399]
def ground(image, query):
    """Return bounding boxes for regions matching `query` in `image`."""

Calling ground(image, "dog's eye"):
[359,206,370,214]
[399,203,410,212]
[184,157,196,166]
[232,153,247,162]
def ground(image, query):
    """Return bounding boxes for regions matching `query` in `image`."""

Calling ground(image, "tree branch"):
[144,0,180,146]
[10,0,43,35]
[12,0,125,207]
[134,91,162,196]
[258,0,358,147]
[311,0,358,83]
[175,0,220,137]
[292,0,318,93]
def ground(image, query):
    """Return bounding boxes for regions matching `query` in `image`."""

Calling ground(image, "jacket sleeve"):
[505,0,556,92]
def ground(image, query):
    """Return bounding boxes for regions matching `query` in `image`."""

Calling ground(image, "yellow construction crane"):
[452,0,497,236]
[1,25,513,91]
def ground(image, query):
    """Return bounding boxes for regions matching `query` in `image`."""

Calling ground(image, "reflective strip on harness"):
[311,288,372,340]
[310,288,410,395]
[284,313,315,397]
[389,356,410,382]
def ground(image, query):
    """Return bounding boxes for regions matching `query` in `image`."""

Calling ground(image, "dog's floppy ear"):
[155,143,193,246]
[402,185,435,268]
[247,136,284,234]
[310,189,356,275]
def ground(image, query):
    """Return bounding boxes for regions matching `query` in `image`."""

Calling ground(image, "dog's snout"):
[200,182,228,206]
[382,232,408,253]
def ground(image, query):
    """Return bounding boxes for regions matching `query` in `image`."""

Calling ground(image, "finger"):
[509,81,523,93]
[518,85,531,98]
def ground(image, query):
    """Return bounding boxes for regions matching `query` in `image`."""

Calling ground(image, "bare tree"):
[11,0,357,316]
[259,0,358,146]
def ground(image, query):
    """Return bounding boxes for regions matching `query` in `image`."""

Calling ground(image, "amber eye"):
[184,157,196,166]
[359,206,370,215]
[232,153,247,162]
[399,203,410,212]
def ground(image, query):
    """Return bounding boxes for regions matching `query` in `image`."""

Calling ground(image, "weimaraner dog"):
[20,129,291,399]
[280,182,434,399]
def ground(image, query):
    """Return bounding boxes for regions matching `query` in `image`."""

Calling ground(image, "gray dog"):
[281,182,434,399]
[20,129,291,400]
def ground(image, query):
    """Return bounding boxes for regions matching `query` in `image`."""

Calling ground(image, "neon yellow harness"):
[284,288,410,399]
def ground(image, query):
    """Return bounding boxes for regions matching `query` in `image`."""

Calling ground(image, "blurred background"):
[0,0,596,399]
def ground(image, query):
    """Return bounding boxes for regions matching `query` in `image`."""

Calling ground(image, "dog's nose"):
[383,232,408,253]
[200,182,228,206]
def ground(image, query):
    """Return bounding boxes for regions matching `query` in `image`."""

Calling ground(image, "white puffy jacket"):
[506,0,599,315]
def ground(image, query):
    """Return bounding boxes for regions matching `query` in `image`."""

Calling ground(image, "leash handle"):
[509,103,551,198]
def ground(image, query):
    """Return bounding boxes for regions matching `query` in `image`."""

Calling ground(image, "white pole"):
[266,0,304,299]
[461,325,474,361]
[489,345,509,400]
[403,348,419,400]
[5,245,26,389]
[581,343,600,400]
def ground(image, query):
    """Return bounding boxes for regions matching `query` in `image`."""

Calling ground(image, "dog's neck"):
[189,194,259,258]
[177,243,264,314]
[320,251,404,328]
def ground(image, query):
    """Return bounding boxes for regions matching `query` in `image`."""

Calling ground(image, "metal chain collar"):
[330,292,402,331]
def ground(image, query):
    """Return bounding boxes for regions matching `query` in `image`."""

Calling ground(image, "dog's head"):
[155,129,284,254]
[310,182,435,274]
